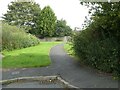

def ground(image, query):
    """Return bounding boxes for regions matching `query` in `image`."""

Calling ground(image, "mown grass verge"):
[2,42,61,68]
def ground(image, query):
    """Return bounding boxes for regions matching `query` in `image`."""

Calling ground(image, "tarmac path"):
[2,44,118,88]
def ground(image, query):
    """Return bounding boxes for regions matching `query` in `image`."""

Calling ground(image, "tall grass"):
[2,23,40,51]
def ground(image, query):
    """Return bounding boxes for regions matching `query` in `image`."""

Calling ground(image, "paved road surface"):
[2,44,118,88]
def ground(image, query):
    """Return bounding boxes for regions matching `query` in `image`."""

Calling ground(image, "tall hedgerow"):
[72,2,120,78]
[2,22,40,51]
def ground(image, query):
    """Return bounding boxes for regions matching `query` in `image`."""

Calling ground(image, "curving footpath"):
[2,44,118,88]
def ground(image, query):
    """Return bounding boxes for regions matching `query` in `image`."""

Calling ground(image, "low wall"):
[39,36,71,42]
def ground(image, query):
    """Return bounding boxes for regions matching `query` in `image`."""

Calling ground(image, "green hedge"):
[73,30,119,78]
[2,23,40,51]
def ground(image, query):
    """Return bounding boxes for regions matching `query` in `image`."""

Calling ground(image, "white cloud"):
[0,0,89,29]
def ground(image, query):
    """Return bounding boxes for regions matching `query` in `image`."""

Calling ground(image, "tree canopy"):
[72,1,120,77]
[38,6,57,37]
[3,1,72,38]
[80,1,120,40]
[54,19,72,37]
[3,1,41,34]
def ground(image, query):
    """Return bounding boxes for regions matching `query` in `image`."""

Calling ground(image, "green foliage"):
[0,22,2,51]
[80,2,120,40]
[2,22,40,51]
[38,6,57,37]
[73,30,119,77]
[2,1,72,38]
[2,1,41,34]
[73,2,120,77]
[54,19,72,37]
[64,42,75,56]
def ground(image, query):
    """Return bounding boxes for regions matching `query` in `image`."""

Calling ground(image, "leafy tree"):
[72,1,120,77]
[38,6,57,37]
[80,1,120,40]
[2,0,41,34]
[54,19,72,37]
[65,25,72,36]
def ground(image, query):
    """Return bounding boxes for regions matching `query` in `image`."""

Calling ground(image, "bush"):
[2,23,40,51]
[72,29,119,78]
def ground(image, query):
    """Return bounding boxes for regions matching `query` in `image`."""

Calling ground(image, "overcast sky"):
[0,0,89,29]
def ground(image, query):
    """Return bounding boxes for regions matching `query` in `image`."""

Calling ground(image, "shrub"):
[72,29,119,78]
[2,23,40,51]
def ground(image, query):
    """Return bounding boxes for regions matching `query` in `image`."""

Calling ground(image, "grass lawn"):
[2,42,61,68]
